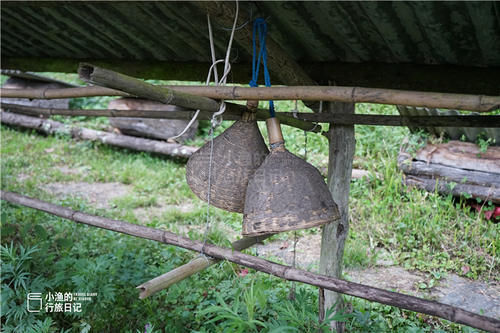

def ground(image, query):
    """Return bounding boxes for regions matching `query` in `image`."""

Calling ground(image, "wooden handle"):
[266,117,284,146]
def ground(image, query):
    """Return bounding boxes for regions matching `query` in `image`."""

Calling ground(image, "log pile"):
[399,140,500,204]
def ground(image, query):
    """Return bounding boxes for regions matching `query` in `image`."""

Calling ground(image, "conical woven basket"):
[186,119,269,213]
[242,118,340,236]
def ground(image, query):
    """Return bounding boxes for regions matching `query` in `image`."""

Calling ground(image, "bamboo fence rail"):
[1,190,499,332]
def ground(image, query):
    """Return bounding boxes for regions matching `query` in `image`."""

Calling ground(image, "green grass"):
[1,75,498,332]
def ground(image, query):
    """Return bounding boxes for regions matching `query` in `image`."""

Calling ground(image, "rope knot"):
[249,80,258,88]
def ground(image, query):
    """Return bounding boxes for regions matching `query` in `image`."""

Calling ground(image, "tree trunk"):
[319,102,355,332]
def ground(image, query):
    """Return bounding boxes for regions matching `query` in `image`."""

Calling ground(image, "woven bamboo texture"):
[186,120,268,213]
[243,148,340,236]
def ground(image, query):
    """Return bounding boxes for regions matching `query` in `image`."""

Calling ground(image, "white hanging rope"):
[200,0,240,256]
[169,1,239,139]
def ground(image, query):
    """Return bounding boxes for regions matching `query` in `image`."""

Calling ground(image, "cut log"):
[1,190,499,333]
[399,141,500,204]
[0,111,197,159]
[398,154,500,188]
[108,98,198,142]
[415,141,500,174]
[404,175,500,205]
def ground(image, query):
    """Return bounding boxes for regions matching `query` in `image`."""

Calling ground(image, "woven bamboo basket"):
[186,113,268,213]
[242,118,340,236]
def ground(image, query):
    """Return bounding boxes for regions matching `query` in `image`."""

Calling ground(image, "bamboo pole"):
[1,190,498,332]
[2,85,499,112]
[283,112,500,128]
[3,103,498,128]
[137,234,271,299]
[0,86,127,99]
[78,63,222,112]
[0,112,197,158]
[0,102,319,132]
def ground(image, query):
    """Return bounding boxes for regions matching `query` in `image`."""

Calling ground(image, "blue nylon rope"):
[249,18,275,117]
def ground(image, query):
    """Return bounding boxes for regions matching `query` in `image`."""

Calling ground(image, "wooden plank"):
[2,190,499,333]
[319,102,355,332]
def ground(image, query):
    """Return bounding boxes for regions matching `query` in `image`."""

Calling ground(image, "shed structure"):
[1,1,499,332]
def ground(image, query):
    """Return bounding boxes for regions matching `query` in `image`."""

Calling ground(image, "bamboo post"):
[319,102,356,332]
[1,190,498,332]
[0,111,197,158]
[2,85,498,112]
[137,234,271,299]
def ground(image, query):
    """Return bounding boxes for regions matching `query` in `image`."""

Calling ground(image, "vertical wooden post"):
[319,101,355,332]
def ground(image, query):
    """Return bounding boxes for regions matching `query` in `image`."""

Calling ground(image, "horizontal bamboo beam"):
[3,57,499,96]
[137,234,271,299]
[0,111,197,158]
[0,86,126,99]
[2,85,498,112]
[284,112,500,128]
[161,86,500,112]
[1,190,498,332]
[0,103,319,133]
[3,103,499,128]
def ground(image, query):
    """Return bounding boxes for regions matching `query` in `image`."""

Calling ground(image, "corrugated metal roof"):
[1,1,500,92]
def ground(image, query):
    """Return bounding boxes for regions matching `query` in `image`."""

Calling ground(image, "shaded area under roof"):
[1,1,499,95]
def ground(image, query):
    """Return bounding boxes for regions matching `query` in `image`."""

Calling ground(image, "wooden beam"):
[1,190,499,333]
[0,111,197,158]
[2,57,499,95]
[319,102,356,332]
[286,113,500,127]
